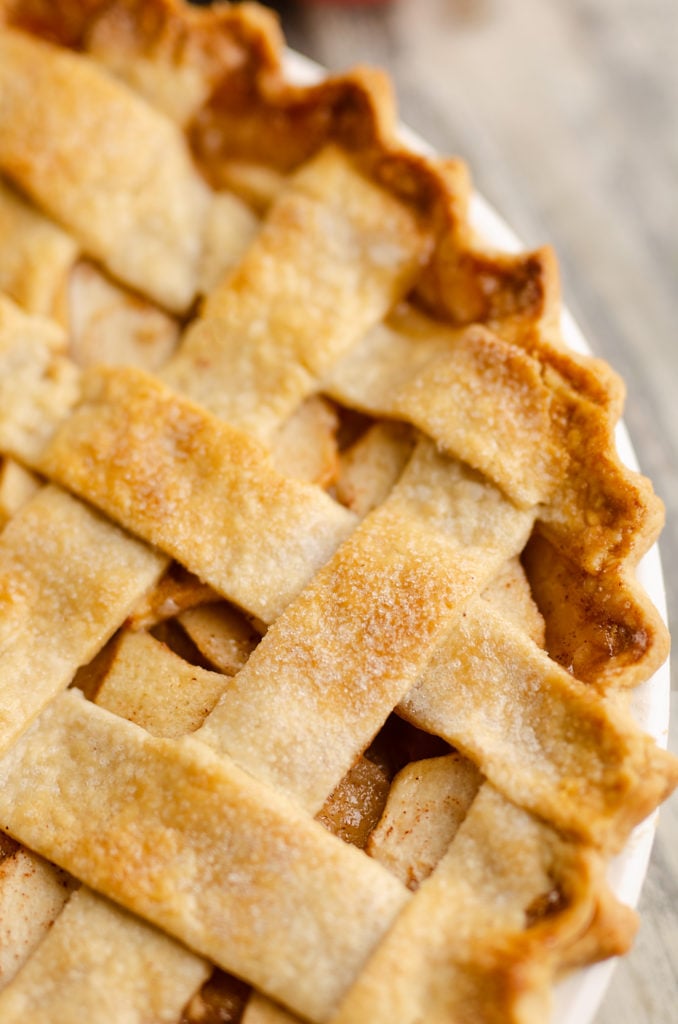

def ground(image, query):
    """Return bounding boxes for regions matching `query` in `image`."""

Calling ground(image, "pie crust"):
[0,2,675,1022]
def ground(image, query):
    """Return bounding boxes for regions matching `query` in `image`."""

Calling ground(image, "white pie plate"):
[285,47,672,1024]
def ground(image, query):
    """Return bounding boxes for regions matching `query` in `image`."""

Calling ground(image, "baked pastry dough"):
[0,2,674,1022]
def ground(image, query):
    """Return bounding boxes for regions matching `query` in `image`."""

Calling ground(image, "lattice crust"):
[0,2,675,1023]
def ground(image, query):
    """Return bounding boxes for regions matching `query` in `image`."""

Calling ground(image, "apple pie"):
[0,2,675,1022]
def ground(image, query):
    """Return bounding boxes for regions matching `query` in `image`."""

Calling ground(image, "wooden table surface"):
[261,1,678,1020]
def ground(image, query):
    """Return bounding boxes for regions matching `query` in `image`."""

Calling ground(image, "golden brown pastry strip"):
[67,262,180,372]
[0,628,232,1023]
[38,365,357,624]
[244,777,624,1024]
[0,310,358,627]
[0,887,210,1024]
[335,421,416,517]
[271,396,340,487]
[0,298,78,465]
[0,28,210,312]
[95,631,230,739]
[197,190,260,296]
[3,0,661,594]
[326,307,561,507]
[244,765,639,1024]
[0,460,667,1019]
[164,146,432,441]
[0,608,367,1020]
[481,556,545,646]
[0,690,409,1024]
[0,179,78,318]
[241,626,655,1019]
[0,458,40,530]
[0,485,166,754]
[398,601,678,852]
[333,297,663,636]
[198,440,536,813]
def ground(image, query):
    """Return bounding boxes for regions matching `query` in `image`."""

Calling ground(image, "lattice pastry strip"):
[0,617,364,1020]
[242,699,639,1021]
[96,630,235,739]
[325,306,562,507]
[3,545,648,1023]
[0,0,663,603]
[481,556,546,646]
[196,439,535,813]
[0,28,211,312]
[241,755,481,1024]
[0,179,77,320]
[197,444,674,839]
[270,396,340,487]
[0,297,78,464]
[66,261,181,372]
[0,689,413,1023]
[0,610,254,1017]
[206,775,634,1024]
[0,633,237,1023]
[0,305,360,626]
[0,139,437,627]
[0,194,258,382]
[0,297,542,638]
[0,183,257,371]
[325,300,666,585]
[305,415,676,848]
[0,284,544,638]
[165,145,431,440]
[0,485,166,753]
[0,411,538,796]
[0,886,211,1024]
[38,364,358,625]
[0,457,39,530]
[0,282,667,1024]
[397,599,675,851]
[0,618,373,1021]
[0,32,258,329]
[327,302,668,685]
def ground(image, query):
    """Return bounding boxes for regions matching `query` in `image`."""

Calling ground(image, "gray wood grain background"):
[269,1,677,1020]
